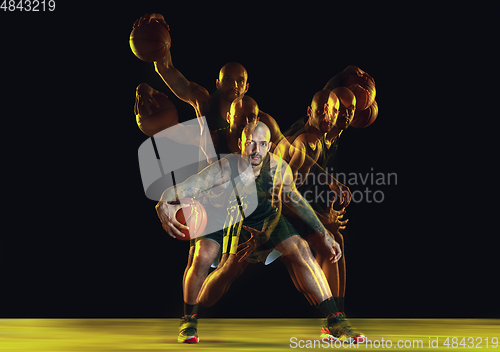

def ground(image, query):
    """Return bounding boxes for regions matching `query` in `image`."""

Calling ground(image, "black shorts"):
[222,214,299,263]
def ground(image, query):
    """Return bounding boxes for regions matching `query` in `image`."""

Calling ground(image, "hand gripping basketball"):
[155,201,189,239]
[133,13,169,30]
[156,199,207,240]
[130,13,171,62]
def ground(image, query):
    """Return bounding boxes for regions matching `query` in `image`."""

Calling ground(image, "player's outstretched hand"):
[317,203,349,231]
[134,83,160,116]
[133,13,170,31]
[236,225,262,263]
[321,231,342,263]
[155,201,189,238]
[329,181,352,208]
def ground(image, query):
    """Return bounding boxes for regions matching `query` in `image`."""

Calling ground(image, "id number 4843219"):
[1,0,55,11]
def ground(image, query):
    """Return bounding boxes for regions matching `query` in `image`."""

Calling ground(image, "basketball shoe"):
[178,314,199,343]
[320,312,365,343]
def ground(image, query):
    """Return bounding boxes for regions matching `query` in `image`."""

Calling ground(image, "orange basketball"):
[174,198,207,241]
[347,83,376,112]
[326,65,377,111]
[136,91,179,136]
[129,19,171,62]
[350,100,378,128]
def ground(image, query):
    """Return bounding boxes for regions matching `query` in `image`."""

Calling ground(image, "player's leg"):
[277,235,331,305]
[183,238,220,306]
[327,223,346,313]
[307,230,341,304]
[277,234,364,343]
[197,219,252,308]
[277,235,332,305]
[280,257,315,305]
[179,238,220,344]
[182,245,196,315]
[197,253,249,307]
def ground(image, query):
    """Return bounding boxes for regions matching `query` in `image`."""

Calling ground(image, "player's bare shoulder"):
[269,152,295,191]
[291,133,309,148]
[189,83,211,117]
[269,152,291,174]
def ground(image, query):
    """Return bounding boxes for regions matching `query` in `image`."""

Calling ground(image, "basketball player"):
[156,121,365,343]
[278,87,357,317]
[313,86,357,315]
[156,95,261,343]
[133,13,284,146]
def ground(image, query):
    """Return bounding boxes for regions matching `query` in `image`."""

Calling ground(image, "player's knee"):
[295,236,313,257]
[280,235,313,262]
[192,242,219,271]
[191,255,213,275]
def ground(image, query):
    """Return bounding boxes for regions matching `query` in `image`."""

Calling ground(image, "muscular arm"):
[154,52,210,114]
[287,150,351,207]
[273,157,329,236]
[275,133,344,190]
[275,135,318,188]
[284,189,329,236]
[287,141,307,187]
[159,158,231,203]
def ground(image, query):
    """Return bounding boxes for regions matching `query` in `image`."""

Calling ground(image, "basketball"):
[129,19,171,62]
[350,100,378,128]
[347,83,376,112]
[136,91,179,136]
[326,65,376,112]
[174,198,207,241]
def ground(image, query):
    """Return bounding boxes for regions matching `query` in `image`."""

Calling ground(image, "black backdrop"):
[1,1,498,318]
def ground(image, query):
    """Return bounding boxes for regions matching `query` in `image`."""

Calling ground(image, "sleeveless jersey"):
[204,90,230,131]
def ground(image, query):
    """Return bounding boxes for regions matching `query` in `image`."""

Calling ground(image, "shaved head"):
[227,95,260,137]
[216,62,249,102]
[219,62,248,82]
[230,95,259,117]
[308,89,337,133]
[332,86,356,109]
[240,121,271,167]
[327,91,340,111]
[332,87,356,130]
[311,90,331,109]
[242,121,270,142]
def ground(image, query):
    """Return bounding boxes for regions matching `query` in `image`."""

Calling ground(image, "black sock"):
[316,297,339,318]
[334,297,345,314]
[184,302,199,316]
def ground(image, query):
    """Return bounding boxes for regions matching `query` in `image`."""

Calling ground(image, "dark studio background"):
[1,2,498,319]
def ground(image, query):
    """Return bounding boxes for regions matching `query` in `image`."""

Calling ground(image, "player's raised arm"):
[154,52,211,113]
[133,13,211,113]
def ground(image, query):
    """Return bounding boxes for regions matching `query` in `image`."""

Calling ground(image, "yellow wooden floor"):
[0,318,499,351]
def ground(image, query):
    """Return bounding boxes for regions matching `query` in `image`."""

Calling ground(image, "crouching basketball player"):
[156,122,365,344]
